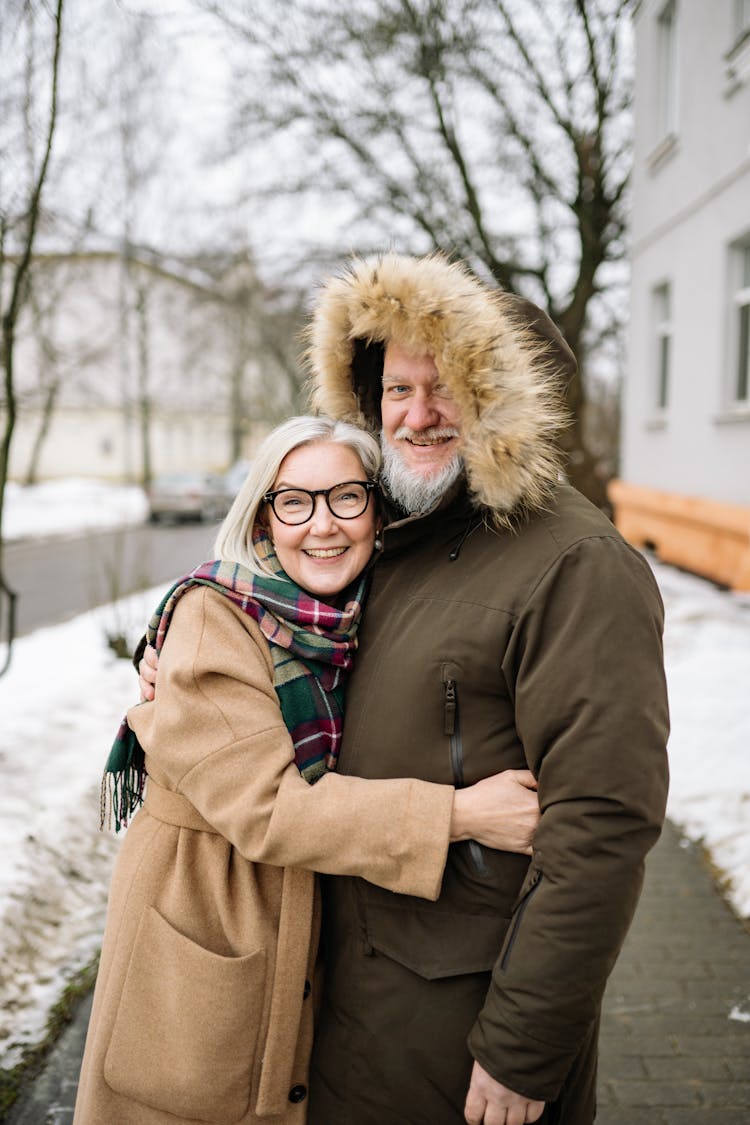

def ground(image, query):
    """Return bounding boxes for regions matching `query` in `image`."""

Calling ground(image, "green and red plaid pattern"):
[102,531,367,831]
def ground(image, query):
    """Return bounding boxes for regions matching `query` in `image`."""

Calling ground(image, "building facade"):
[4,250,294,483]
[610,0,750,590]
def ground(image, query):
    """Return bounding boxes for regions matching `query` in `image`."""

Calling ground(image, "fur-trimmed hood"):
[306,252,575,523]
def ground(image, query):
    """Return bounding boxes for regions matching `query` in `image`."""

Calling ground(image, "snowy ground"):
[0,479,749,1067]
[3,479,148,541]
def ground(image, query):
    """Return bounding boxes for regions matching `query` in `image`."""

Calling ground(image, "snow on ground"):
[3,479,148,541]
[0,480,749,1067]
[653,559,750,913]
[0,587,162,1067]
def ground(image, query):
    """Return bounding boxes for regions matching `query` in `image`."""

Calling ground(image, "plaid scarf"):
[101,531,367,832]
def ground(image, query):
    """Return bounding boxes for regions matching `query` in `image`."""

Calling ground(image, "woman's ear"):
[256,510,272,542]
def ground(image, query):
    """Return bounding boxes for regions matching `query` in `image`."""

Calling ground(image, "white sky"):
[0,479,749,1065]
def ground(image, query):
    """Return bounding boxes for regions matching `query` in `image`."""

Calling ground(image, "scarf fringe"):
[100,735,146,833]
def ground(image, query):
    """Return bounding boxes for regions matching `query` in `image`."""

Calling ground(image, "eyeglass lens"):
[272,483,370,524]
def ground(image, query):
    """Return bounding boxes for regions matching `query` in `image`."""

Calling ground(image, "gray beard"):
[380,434,464,515]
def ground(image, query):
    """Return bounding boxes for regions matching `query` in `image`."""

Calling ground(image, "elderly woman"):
[74,416,538,1125]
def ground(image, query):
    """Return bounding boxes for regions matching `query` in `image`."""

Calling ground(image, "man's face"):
[381,341,462,479]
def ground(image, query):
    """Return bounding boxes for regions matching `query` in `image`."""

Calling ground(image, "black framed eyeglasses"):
[262,480,376,525]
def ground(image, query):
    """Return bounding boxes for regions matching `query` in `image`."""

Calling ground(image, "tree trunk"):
[24,373,61,486]
[135,281,152,489]
[0,0,64,675]
[558,356,611,514]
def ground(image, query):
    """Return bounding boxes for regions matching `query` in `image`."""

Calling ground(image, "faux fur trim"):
[306,252,573,525]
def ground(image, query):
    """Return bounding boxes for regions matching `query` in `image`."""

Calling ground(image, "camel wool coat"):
[74,587,455,1125]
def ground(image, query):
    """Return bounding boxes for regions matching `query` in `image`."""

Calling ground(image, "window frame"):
[651,281,673,418]
[656,0,679,142]
[729,243,750,409]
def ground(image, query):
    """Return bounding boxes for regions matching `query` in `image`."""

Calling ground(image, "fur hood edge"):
[305,252,573,524]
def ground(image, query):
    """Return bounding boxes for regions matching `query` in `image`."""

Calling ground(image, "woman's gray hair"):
[213,415,381,576]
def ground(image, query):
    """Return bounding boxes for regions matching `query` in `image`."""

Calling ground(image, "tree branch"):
[0,0,64,676]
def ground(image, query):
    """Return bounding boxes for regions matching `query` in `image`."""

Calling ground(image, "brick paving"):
[5,819,750,1123]
[597,820,750,1123]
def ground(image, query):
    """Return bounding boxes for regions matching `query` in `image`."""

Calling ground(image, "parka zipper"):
[499,867,543,971]
[443,674,489,877]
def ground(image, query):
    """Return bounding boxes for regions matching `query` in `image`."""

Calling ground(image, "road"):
[4,521,219,637]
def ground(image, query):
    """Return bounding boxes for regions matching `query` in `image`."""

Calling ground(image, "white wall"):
[8,407,238,481]
[3,252,271,480]
[622,0,750,505]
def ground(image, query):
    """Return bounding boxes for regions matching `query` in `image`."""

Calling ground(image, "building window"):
[652,283,672,414]
[731,244,750,406]
[656,1,678,140]
[726,0,750,91]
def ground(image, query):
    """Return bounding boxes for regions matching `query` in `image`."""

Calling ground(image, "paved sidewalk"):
[5,819,750,1124]
[597,820,750,1123]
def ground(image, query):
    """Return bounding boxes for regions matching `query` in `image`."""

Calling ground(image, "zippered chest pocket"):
[442,663,490,878]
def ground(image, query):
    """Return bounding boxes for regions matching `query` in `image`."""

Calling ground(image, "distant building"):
[610,0,750,591]
[5,248,294,483]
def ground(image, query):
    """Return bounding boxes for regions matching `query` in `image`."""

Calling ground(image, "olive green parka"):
[305,253,670,1124]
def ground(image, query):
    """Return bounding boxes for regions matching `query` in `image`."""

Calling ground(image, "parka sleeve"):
[127,587,454,902]
[467,535,670,1101]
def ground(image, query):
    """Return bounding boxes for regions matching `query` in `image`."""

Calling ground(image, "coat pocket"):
[442,664,490,878]
[366,902,510,980]
[104,906,266,1123]
[499,855,543,972]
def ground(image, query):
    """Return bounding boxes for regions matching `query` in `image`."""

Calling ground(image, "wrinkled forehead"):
[383,340,439,381]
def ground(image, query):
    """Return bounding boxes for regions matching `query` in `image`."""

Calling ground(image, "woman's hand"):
[138,643,159,702]
[450,770,539,855]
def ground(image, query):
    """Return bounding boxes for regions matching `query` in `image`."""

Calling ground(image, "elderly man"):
[303,252,669,1125]
[140,252,668,1124]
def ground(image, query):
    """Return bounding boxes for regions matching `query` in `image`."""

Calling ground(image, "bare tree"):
[204,0,633,506]
[20,260,109,485]
[0,0,64,675]
[111,10,178,489]
[21,274,62,485]
[196,249,310,455]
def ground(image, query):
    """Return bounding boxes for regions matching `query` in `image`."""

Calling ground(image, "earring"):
[374,535,383,551]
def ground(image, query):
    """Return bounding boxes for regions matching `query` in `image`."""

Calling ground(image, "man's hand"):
[138,643,159,702]
[464,1061,545,1125]
[450,770,539,855]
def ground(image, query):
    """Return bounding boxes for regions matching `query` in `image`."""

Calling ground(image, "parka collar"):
[379,477,484,560]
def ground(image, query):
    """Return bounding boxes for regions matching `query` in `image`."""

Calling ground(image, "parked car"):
[148,472,229,524]
[223,460,252,506]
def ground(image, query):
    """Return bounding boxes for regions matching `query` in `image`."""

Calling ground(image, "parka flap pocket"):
[104,906,266,1123]
[510,852,543,911]
[366,903,510,980]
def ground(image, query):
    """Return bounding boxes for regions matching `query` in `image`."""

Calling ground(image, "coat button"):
[288,1085,307,1103]
[303,979,311,999]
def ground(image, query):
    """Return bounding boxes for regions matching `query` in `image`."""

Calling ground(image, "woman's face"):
[265,441,377,598]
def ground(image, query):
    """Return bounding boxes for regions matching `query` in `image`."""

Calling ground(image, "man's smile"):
[396,426,460,449]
